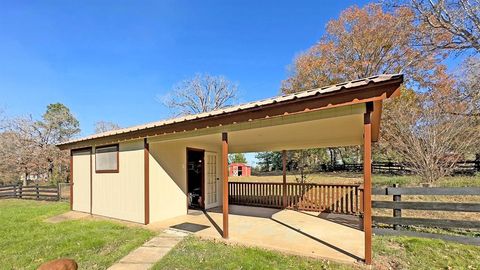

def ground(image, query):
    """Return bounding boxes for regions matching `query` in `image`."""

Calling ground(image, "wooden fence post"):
[393,183,401,230]
[13,184,17,198]
[36,184,39,200]
[19,184,22,199]
[57,184,60,201]
[359,186,364,213]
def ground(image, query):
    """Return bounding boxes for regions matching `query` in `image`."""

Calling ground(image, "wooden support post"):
[90,148,93,214]
[70,150,73,210]
[282,150,287,209]
[57,184,60,201]
[393,183,401,230]
[144,138,150,225]
[222,132,229,238]
[36,184,40,200]
[363,102,373,265]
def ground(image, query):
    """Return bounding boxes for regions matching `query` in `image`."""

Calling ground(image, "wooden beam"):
[222,132,229,238]
[371,100,382,142]
[144,138,150,225]
[282,150,287,208]
[363,102,373,265]
[70,150,73,210]
[90,148,92,215]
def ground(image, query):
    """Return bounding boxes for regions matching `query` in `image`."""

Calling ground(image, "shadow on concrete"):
[203,210,224,236]
[270,217,363,262]
[298,211,363,230]
[207,205,281,219]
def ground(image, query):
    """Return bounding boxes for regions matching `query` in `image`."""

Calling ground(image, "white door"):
[204,152,219,209]
[72,148,91,213]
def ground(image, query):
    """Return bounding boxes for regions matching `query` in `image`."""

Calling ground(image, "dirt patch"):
[44,211,90,223]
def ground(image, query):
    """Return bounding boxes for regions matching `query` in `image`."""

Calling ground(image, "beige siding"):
[149,139,223,223]
[72,149,91,213]
[92,140,145,223]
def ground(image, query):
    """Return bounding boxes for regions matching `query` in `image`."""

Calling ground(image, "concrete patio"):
[147,205,364,264]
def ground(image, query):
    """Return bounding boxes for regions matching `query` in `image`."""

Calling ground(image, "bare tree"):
[0,109,7,130]
[0,104,80,184]
[0,117,46,184]
[163,73,238,116]
[94,121,121,134]
[455,57,480,117]
[398,0,480,52]
[381,88,478,183]
[291,150,312,184]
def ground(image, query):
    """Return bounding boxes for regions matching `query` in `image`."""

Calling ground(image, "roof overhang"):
[57,74,403,150]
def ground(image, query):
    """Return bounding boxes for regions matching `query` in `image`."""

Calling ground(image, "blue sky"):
[12,0,471,165]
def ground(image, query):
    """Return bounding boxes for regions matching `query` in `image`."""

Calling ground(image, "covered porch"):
[145,74,403,264]
[148,205,364,263]
[58,74,404,265]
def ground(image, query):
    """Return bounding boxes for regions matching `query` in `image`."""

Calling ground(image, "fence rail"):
[0,184,60,201]
[319,160,480,175]
[228,182,363,215]
[372,185,480,230]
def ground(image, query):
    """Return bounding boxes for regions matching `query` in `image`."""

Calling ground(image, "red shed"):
[229,163,251,177]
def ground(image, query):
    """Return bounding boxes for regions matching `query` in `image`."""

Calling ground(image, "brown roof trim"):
[58,74,403,150]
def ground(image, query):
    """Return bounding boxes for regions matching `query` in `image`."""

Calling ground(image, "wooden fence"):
[228,182,363,215]
[0,184,60,201]
[320,160,480,175]
[372,185,480,230]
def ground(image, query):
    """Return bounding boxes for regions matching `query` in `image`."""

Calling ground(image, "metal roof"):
[58,74,403,147]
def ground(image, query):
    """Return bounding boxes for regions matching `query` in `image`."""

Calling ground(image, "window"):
[95,144,119,173]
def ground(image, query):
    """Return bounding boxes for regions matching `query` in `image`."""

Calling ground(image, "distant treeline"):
[254,160,480,176]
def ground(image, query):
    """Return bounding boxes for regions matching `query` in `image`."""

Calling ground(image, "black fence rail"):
[316,160,480,175]
[343,162,410,174]
[0,184,60,201]
[372,185,480,230]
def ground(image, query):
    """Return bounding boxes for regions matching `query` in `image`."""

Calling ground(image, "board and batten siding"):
[72,148,91,213]
[149,140,223,223]
[91,139,145,223]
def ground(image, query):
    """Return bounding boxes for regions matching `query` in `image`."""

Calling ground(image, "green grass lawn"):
[372,174,480,187]
[2,199,479,270]
[153,236,480,270]
[374,235,480,270]
[0,199,155,270]
[152,237,353,270]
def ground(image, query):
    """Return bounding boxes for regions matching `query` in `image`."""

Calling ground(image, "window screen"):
[95,145,119,173]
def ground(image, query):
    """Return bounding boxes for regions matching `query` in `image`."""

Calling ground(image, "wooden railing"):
[0,184,60,201]
[228,182,363,215]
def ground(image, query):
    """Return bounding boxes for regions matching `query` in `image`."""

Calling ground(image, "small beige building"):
[58,74,403,264]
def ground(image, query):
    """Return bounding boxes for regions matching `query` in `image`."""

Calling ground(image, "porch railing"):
[228,182,363,215]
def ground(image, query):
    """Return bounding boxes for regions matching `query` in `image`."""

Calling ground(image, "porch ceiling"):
[228,114,363,152]
[148,104,366,152]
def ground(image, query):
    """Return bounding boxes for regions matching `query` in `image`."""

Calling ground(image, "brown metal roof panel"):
[57,73,403,147]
